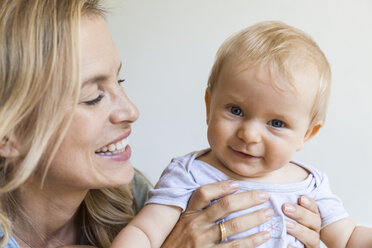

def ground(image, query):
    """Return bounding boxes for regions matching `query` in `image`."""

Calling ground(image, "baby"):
[112,21,372,247]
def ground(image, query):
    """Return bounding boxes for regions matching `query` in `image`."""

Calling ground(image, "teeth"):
[96,137,128,154]
[116,142,123,150]
[108,144,116,152]
[113,148,125,154]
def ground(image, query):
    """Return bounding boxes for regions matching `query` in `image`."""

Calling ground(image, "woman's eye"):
[268,119,285,128]
[83,94,104,105]
[118,78,125,85]
[229,106,243,116]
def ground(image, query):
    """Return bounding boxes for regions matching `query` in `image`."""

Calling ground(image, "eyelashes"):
[83,94,104,105]
[83,78,126,106]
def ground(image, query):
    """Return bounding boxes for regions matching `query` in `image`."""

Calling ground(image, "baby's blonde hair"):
[208,21,331,126]
[0,1,133,247]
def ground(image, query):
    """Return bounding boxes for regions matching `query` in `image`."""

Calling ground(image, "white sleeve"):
[313,173,349,229]
[146,159,200,211]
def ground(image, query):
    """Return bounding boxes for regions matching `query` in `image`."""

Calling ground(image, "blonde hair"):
[0,0,134,247]
[208,21,331,126]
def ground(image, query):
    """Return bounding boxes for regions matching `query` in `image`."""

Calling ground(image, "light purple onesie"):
[147,149,348,248]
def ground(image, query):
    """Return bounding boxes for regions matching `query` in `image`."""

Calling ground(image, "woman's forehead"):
[80,15,121,84]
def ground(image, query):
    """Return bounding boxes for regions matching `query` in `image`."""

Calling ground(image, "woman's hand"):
[283,196,321,248]
[57,246,96,248]
[161,180,273,248]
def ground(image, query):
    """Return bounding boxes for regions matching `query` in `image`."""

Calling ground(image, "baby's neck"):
[198,150,309,184]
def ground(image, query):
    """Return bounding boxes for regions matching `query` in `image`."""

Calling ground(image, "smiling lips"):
[231,147,261,160]
[95,137,128,155]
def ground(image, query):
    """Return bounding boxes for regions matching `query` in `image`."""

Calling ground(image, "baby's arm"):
[111,204,182,248]
[346,226,372,247]
[321,217,372,248]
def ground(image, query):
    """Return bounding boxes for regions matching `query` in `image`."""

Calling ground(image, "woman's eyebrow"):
[82,62,122,87]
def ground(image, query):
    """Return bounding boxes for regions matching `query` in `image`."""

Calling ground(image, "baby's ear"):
[296,122,323,151]
[204,89,211,124]
[0,135,20,158]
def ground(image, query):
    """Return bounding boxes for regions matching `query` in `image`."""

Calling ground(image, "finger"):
[206,208,274,243]
[223,208,274,237]
[204,191,270,222]
[286,220,320,248]
[282,202,321,232]
[215,232,271,248]
[58,246,96,248]
[298,196,320,215]
[187,180,241,211]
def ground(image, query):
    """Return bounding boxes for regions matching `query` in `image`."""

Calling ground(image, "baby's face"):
[205,62,320,180]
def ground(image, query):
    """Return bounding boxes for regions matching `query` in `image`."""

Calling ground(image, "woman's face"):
[44,15,139,190]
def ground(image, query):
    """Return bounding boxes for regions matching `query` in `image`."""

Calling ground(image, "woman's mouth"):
[95,137,128,155]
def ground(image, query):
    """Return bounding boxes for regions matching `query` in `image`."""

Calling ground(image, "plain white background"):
[105,0,372,230]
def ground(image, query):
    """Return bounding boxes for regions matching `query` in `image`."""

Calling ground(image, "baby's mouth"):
[231,147,261,159]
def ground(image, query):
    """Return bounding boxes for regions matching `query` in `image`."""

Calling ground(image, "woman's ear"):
[204,89,211,124]
[0,135,20,158]
[296,122,323,151]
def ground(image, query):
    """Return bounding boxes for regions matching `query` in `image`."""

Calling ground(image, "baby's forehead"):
[229,57,320,85]
[222,59,321,101]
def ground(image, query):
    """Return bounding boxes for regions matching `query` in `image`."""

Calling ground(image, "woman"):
[0,0,321,247]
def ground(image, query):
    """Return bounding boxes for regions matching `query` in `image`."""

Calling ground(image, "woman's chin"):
[98,165,135,188]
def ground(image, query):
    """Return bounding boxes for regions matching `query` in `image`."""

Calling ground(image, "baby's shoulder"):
[288,161,328,185]
[282,161,311,183]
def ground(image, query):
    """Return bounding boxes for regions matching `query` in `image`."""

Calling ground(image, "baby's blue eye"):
[229,106,243,116]
[268,119,285,128]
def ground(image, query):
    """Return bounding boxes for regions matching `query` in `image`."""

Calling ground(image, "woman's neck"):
[13,178,88,248]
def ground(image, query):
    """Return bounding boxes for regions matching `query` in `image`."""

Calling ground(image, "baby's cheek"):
[267,141,294,166]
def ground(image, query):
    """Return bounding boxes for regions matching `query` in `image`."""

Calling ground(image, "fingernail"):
[284,203,296,213]
[229,180,240,189]
[301,196,310,206]
[264,208,274,218]
[259,192,270,200]
[286,220,296,230]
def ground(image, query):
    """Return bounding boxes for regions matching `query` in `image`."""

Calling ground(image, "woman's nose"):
[237,120,261,144]
[110,89,139,124]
